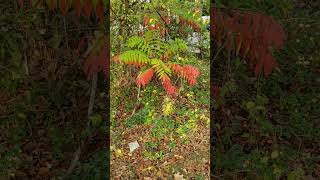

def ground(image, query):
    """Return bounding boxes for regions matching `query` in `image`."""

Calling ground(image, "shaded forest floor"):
[0,2,108,179]
[110,59,210,179]
[0,43,108,180]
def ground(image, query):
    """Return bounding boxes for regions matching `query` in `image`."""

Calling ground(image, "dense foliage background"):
[211,0,320,179]
[1,1,108,179]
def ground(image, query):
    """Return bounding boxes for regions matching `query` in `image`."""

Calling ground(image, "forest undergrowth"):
[211,0,320,179]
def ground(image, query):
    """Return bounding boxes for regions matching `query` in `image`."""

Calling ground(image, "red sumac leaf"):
[144,16,149,26]
[18,0,24,9]
[73,0,81,17]
[211,8,286,76]
[136,69,154,87]
[170,64,199,86]
[183,65,200,86]
[161,77,177,97]
[263,53,278,76]
[96,0,104,23]
[60,0,68,16]
[83,0,92,19]
[84,43,109,77]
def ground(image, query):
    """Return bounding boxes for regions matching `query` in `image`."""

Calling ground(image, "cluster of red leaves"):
[211,7,286,76]
[170,64,200,86]
[143,16,170,38]
[18,0,35,9]
[141,15,200,37]
[179,17,201,32]
[18,0,105,23]
[84,43,109,77]
[136,69,154,87]
[161,76,177,97]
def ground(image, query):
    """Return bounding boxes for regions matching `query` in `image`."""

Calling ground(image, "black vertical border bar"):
[210,0,215,178]
[105,0,111,179]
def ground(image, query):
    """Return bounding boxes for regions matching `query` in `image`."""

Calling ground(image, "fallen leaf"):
[142,166,154,172]
[156,171,163,177]
[115,149,123,157]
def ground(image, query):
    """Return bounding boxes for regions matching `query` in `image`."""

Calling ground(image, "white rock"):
[128,140,140,153]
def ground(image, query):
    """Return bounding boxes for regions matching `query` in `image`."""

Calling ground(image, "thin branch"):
[64,17,69,49]
[23,50,29,76]
[211,39,228,66]
[130,85,141,117]
[65,73,97,177]
[88,74,97,117]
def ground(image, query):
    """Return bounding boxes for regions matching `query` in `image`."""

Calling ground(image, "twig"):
[211,39,228,66]
[64,17,69,49]
[130,85,141,117]
[88,74,97,117]
[23,51,29,76]
[174,76,180,85]
[65,141,84,177]
[65,73,97,177]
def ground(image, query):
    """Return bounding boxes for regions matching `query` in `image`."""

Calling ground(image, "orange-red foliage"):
[19,0,106,23]
[179,17,201,32]
[83,0,92,19]
[84,43,108,77]
[211,7,286,76]
[161,77,177,97]
[60,0,68,16]
[96,0,104,23]
[73,0,81,17]
[144,16,149,26]
[143,16,171,38]
[136,69,154,87]
[170,64,200,86]
[183,65,200,86]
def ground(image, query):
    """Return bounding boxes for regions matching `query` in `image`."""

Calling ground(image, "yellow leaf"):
[115,149,123,157]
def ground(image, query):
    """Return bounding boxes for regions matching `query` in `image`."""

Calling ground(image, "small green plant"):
[143,150,165,161]
[126,108,148,128]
